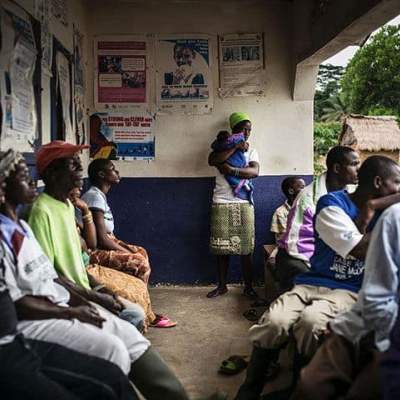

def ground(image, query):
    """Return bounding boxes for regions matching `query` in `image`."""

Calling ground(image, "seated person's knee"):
[100,334,131,374]
[262,308,292,332]
[118,301,146,332]
[296,308,323,333]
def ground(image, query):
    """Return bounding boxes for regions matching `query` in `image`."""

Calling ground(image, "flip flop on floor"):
[150,315,177,328]
[218,355,248,375]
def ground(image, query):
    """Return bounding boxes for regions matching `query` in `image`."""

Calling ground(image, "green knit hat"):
[229,112,251,130]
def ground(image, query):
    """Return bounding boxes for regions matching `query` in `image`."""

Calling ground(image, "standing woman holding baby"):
[207,112,260,298]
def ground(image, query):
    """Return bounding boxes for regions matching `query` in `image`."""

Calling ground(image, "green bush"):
[314,122,342,174]
[341,25,400,116]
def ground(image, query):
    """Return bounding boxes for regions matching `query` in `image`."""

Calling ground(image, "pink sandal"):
[150,315,177,328]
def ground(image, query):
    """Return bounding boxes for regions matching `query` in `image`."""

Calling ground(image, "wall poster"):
[90,112,154,161]
[94,36,149,110]
[218,33,264,97]
[155,35,213,114]
[0,1,38,152]
[73,26,85,145]
[51,0,68,27]
[34,0,52,76]
[56,51,73,143]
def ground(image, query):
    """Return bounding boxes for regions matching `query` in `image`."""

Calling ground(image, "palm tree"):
[321,93,350,122]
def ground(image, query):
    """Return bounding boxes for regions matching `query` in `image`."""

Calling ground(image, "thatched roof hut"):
[339,115,400,162]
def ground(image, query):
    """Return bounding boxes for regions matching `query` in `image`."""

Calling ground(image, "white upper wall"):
[87,0,314,177]
[11,0,313,177]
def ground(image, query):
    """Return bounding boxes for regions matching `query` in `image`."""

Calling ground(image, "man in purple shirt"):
[275,146,360,292]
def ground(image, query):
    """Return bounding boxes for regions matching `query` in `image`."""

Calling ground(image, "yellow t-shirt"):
[28,192,90,289]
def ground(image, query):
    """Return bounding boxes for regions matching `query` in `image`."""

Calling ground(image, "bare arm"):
[217,161,260,179]
[56,276,97,304]
[348,232,371,260]
[56,276,123,314]
[15,295,105,328]
[86,274,116,297]
[350,193,400,259]
[208,142,249,166]
[80,212,97,250]
[355,193,400,233]
[91,209,128,252]
[70,197,97,250]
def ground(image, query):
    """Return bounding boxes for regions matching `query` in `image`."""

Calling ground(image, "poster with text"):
[35,0,52,76]
[156,35,213,114]
[95,37,148,110]
[0,2,37,152]
[56,51,73,143]
[218,33,264,97]
[74,27,85,145]
[90,112,154,161]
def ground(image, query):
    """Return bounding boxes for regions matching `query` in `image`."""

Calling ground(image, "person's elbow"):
[249,167,259,179]
[348,245,366,260]
[248,163,259,178]
[86,239,97,251]
[15,296,35,319]
[348,236,370,260]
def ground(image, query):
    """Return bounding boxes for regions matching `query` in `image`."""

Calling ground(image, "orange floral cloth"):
[90,234,151,282]
[86,264,156,328]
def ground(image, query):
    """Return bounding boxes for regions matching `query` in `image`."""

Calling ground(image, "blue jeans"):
[119,302,146,332]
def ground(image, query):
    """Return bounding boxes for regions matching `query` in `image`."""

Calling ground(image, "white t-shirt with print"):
[212,148,259,204]
[82,186,115,234]
[3,221,70,305]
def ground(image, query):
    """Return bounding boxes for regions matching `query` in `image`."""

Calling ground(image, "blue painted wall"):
[108,175,312,284]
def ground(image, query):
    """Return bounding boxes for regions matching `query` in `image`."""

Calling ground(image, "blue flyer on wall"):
[90,112,155,161]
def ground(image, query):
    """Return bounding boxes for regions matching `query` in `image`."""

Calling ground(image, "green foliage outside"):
[313,65,345,172]
[313,122,342,174]
[314,64,344,121]
[341,25,400,117]
[313,25,400,173]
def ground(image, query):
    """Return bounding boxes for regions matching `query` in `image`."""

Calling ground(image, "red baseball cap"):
[36,140,89,177]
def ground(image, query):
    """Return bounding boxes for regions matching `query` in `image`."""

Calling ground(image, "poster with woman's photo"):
[218,33,265,98]
[156,35,213,114]
[94,36,149,110]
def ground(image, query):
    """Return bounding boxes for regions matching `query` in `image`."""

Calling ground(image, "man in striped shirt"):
[275,146,360,292]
